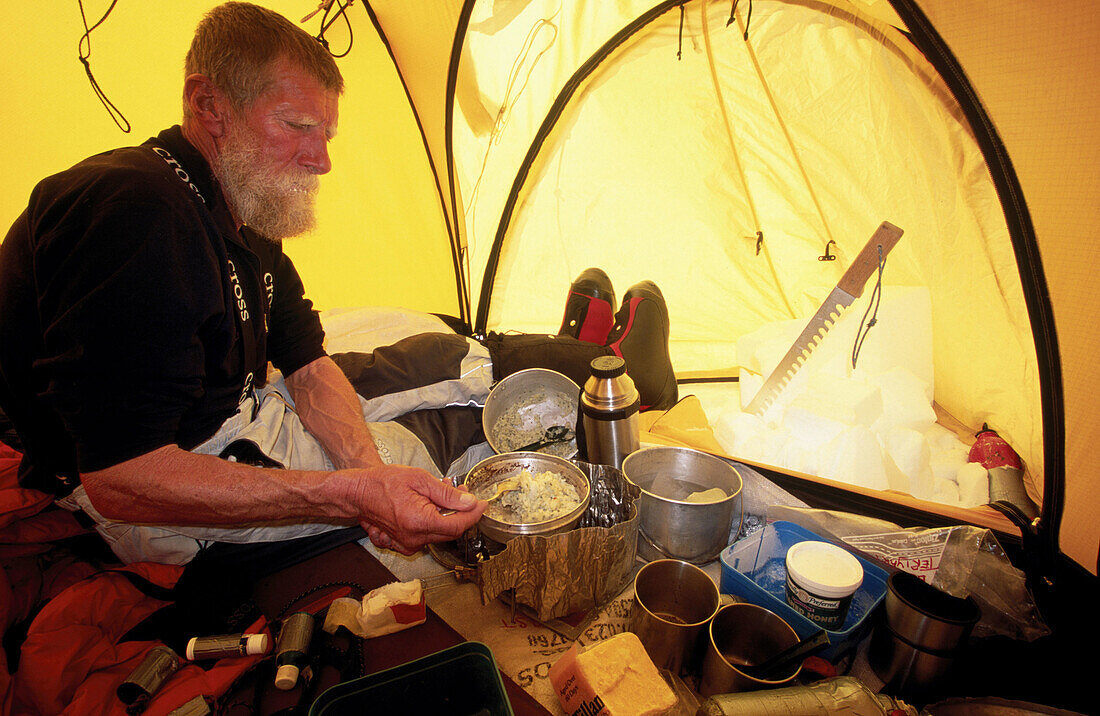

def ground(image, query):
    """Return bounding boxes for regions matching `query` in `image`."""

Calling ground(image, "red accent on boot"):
[561,292,615,344]
[607,297,644,359]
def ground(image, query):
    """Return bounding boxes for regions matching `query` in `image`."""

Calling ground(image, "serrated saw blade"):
[744,221,904,416]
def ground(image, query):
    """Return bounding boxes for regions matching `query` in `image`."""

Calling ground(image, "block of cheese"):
[548,632,677,716]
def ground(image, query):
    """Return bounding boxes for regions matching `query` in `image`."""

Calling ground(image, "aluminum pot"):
[621,446,743,563]
[461,452,590,543]
[482,368,580,458]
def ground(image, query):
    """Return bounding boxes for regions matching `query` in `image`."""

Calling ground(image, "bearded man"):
[0,2,491,566]
[0,1,679,574]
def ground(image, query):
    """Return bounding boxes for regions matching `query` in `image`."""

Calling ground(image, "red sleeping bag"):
[1,444,265,715]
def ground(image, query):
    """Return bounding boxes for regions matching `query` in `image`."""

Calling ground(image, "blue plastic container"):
[308,641,514,716]
[719,521,888,662]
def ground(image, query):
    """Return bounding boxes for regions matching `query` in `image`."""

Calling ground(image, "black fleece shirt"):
[0,126,326,494]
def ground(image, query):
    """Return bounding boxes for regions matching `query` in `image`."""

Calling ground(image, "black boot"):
[558,268,616,344]
[605,281,678,411]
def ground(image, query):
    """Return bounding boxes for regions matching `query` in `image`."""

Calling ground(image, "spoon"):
[484,476,522,503]
[515,425,575,452]
[738,628,829,681]
[439,477,522,516]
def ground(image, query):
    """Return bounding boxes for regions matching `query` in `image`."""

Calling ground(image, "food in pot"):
[685,487,728,503]
[492,390,577,457]
[479,468,582,523]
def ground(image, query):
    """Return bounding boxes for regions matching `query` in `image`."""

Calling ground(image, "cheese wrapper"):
[322,579,426,638]
[548,632,677,716]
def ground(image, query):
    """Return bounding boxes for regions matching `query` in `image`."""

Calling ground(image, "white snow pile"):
[714,286,988,508]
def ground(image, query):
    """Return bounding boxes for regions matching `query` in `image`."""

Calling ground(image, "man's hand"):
[349,465,487,555]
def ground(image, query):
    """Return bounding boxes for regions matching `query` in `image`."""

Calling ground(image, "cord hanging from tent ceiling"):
[727,0,754,40]
[677,5,683,58]
[76,0,130,133]
[704,0,846,317]
[303,0,355,58]
[464,15,559,247]
[699,0,795,318]
[728,0,839,263]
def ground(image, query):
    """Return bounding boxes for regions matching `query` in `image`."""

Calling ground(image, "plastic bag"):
[767,505,1050,641]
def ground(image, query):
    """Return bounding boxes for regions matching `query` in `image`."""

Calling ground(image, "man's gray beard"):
[213,136,320,242]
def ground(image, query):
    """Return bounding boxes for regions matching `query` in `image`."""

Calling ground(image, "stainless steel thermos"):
[581,356,640,469]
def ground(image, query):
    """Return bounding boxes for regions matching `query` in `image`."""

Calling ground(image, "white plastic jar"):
[784,541,864,630]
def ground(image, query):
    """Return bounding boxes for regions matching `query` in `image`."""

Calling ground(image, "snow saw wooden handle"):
[837,221,904,298]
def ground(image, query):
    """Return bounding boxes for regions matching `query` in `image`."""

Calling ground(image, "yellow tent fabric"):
[0,1,456,314]
[370,0,1097,575]
[0,1,1095,578]
[914,0,1100,586]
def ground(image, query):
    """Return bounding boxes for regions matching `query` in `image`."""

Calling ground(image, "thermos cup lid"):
[582,356,639,415]
[589,355,627,378]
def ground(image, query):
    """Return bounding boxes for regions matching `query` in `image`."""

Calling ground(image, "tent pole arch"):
[444,1,483,333]
[888,0,1067,592]
[461,0,1066,586]
[470,0,983,352]
[362,1,472,328]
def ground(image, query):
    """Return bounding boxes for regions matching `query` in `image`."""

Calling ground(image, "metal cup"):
[627,559,721,676]
[868,570,981,700]
[699,603,802,697]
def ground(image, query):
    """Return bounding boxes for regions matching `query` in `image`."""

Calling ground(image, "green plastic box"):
[309,641,515,716]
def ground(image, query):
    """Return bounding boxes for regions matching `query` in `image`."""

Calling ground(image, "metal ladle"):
[515,425,575,452]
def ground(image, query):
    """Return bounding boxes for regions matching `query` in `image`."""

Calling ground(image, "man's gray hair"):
[184,1,343,117]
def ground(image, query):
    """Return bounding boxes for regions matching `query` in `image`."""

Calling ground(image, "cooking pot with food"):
[482,368,580,459]
[463,452,591,543]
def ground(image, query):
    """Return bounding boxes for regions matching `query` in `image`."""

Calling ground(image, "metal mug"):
[627,559,722,676]
[698,603,802,697]
[868,570,981,700]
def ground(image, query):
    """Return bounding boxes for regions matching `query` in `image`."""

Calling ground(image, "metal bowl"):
[482,368,580,458]
[622,446,743,564]
[462,452,590,543]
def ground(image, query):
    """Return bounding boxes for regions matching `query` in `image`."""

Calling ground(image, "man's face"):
[213,60,339,241]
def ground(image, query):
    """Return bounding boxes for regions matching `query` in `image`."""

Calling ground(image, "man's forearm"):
[81,443,488,555]
[82,444,361,526]
[284,355,384,469]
